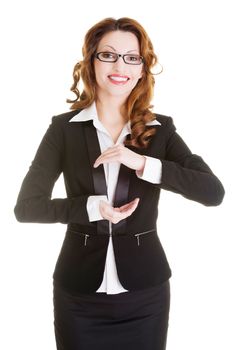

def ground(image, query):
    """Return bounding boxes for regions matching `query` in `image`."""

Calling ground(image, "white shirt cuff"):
[86,195,109,222]
[135,156,162,184]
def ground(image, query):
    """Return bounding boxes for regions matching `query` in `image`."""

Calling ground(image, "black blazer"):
[14,109,225,294]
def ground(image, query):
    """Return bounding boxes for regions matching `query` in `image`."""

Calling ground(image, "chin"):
[106,85,134,96]
[107,90,132,99]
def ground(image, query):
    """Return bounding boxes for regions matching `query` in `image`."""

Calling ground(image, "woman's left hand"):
[93,144,145,172]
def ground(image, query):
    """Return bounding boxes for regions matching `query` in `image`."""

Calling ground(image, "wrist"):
[137,156,146,176]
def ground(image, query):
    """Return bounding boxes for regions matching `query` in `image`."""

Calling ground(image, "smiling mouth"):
[108,75,130,84]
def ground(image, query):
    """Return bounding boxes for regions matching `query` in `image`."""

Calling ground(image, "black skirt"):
[53,279,170,350]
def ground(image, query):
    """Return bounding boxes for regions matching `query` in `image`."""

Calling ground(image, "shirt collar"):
[69,101,161,135]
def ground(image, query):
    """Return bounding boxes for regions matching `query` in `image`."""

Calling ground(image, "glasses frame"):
[95,51,144,65]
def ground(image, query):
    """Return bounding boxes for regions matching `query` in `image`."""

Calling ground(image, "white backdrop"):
[0,0,233,349]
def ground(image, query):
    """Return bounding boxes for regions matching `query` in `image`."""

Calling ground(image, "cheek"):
[131,72,143,85]
[131,67,143,81]
[94,62,102,81]
[94,61,109,78]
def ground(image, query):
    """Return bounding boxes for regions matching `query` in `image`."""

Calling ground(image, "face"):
[94,30,143,101]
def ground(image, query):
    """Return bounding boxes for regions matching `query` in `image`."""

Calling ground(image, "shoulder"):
[47,109,85,134]
[153,112,176,133]
[43,109,85,140]
[154,112,173,125]
[51,109,83,124]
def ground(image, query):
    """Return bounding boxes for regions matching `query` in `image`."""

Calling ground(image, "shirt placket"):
[94,120,131,293]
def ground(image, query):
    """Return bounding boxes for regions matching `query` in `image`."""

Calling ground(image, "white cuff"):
[135,156,162,184]
[86,195,109,222]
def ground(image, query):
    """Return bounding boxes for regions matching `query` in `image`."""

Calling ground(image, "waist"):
[66,228,157,246]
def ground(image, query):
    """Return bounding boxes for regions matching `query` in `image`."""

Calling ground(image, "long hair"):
[66,17,162,149]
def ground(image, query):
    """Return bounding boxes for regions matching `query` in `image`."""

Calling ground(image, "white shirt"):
[69,101,162,294]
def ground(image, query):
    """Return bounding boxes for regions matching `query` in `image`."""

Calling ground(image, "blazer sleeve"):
[14,116,90,224]
[156,116,225,206]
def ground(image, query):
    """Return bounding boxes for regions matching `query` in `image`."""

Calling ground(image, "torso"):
[110,130,124,144]
[102,123,126,144]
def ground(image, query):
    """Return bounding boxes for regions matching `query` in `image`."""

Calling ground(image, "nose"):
[112,56,126,70]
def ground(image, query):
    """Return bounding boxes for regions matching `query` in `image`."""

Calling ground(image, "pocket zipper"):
[69,230,90,246]
[134,229,156,246]
[83,234,90,246]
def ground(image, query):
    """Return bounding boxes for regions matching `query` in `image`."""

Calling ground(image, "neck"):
[95,95,128,126]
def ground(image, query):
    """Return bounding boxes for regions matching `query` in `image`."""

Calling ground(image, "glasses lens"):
[124,54,142,64]
[98,52,117,62]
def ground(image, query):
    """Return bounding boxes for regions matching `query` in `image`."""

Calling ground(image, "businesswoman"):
[14,17,225,350]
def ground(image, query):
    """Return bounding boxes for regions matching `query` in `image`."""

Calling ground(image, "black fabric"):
[14,110,225,293]
[84,122,109,235]
[53,279,170,350]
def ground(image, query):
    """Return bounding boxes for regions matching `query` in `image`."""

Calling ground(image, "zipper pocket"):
[134,229,156,246]
[68,230,90,246]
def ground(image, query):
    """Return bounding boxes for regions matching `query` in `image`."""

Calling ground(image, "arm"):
[136,117,225,206]
[14,116,90,224]
[159,117,225,206]
[135,156,162,184]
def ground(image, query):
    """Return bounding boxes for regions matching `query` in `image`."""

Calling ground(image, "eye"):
[101,52,116,59]
[129,56,138,61]
[125,55,141,63]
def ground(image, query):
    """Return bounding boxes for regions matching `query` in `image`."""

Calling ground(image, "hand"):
[93,144,146,172]
[99,198,140,224]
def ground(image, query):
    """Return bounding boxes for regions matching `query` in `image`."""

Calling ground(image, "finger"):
[94,155,120,167]
[120,204,137,215]
[119,198,140,211]
[100,199,139,223]
[104,206,130,222]
[100,202,123,222]
[95,146,120,162]
[105,205,134,224]
[93,151,120,167]
[120,201,139,215]
[113,204,137,219]
[94,146,125,167]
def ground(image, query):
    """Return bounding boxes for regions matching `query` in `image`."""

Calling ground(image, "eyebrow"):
[100,45,139,53]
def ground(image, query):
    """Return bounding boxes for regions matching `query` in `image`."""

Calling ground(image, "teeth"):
[109,76,128,82]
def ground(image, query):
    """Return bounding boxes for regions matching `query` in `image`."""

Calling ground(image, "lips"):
[108,74,130,84]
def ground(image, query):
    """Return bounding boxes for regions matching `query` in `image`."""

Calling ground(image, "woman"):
[14,17,225,350]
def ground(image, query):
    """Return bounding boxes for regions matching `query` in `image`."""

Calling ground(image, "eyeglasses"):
[95,51,144,65]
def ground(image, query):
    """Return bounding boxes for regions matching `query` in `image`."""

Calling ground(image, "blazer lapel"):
[112,134,132,235]
[84,121,109,235]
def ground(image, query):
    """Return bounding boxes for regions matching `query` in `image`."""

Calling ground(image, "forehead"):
[97,30,140,52]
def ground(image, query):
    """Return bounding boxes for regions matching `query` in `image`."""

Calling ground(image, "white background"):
[0,0,233,349]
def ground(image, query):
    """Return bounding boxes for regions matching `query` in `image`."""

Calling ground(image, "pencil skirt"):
[53,279,170,350]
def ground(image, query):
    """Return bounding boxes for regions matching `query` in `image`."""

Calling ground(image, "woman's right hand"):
[99,198,140,224]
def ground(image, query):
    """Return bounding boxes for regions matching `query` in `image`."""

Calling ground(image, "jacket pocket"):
[134,229,156,246]
[67,229,90,246]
